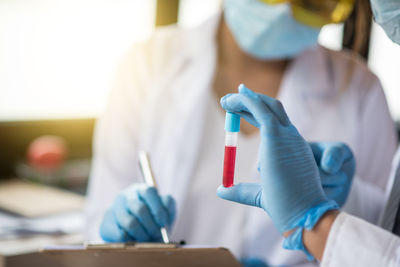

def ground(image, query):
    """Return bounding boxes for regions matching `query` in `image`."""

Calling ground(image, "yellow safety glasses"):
[260,0,355,28]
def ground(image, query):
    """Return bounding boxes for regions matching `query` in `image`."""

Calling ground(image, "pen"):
[138,151,170,244]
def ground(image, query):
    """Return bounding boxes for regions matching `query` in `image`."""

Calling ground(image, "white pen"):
[138,151,170,244]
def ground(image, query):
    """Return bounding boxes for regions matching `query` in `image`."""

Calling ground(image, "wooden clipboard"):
[2,244,242,267]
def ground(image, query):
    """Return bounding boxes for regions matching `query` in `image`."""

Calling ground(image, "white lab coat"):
[321,147,400,267]
[85,14,398,266]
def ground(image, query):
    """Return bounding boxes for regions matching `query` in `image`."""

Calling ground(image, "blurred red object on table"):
[27,135,68,171]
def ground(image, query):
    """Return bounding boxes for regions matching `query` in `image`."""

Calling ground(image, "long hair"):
[335,0,372,92]
[342,0,372,59]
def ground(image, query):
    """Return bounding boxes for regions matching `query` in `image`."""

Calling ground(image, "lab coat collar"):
[165,12,220,195]
[183,12,222,58]
[280,45,333,100]
[277,45,337,136]
[145,13,220,225]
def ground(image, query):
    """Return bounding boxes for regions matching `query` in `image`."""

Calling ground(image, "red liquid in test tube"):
[223,146,237,187]
[222,112,240,188]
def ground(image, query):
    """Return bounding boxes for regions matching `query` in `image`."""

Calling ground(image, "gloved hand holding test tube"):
[217,84,346,260]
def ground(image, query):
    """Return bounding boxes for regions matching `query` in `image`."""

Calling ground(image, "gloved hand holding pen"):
[100,184,175,242]
[217,84,355,259]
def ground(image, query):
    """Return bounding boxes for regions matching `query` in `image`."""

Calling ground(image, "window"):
[0,0,156,121]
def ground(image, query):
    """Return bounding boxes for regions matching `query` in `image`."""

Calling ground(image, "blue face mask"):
[224,0,321,60]
[370,0,400,45]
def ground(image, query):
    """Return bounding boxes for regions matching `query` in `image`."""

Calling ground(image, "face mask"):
[224,0,321,60]
[370,0,400,45]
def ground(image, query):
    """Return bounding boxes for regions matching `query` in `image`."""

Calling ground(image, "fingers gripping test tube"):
[223,112,241,187]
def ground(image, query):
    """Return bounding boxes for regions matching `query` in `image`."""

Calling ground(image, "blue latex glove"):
[240,258,269,267]
[254,141,356,207]
[310,142,356,207]
[370,0,400,44]
[100,184,175,242]
[217,84,338,259]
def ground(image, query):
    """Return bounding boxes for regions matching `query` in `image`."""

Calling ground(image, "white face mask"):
[224,0,321,60]
[370,0,400,44]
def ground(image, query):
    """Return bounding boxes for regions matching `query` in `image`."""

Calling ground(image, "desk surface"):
[0,233,82,256]
[3,247,242,267]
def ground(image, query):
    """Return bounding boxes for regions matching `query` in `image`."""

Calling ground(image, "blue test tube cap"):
[225,112,241,132]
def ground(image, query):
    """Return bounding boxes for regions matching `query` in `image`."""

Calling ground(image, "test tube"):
[223,112,241,188]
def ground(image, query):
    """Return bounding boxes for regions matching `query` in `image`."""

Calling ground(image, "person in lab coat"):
[84,0,398,265]
[218,0,400,265]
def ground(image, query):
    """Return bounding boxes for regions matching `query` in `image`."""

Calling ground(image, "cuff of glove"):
[282,200,339,261]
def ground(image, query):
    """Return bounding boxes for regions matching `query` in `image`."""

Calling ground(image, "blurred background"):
[0,0,399,261]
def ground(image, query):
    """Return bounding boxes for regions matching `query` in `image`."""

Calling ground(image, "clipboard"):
[2,243,242,267]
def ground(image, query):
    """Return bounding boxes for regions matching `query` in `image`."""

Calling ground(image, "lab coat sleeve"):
[342,177,385,225]
[83,43,152,241]
[321,212,400,267]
